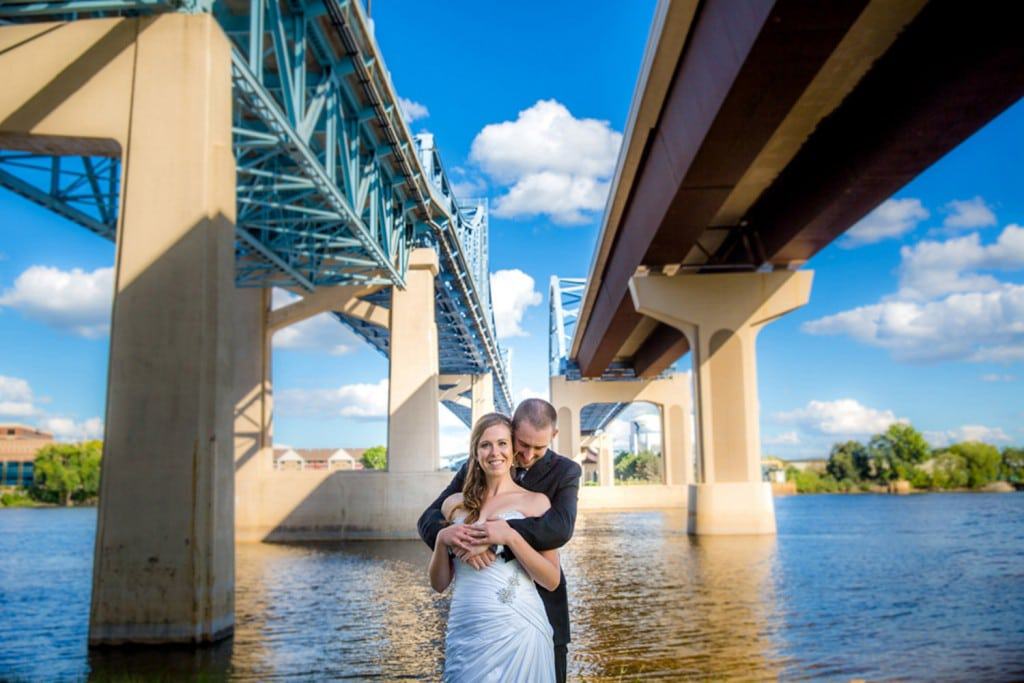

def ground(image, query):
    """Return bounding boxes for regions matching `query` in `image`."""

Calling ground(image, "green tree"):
[928,450,969,490]
[827,440,870,482]
[361,445,387,470]
[787,467,843,493]
[31,441,102,505]
[1001,447,1024,483]
[614,450,662,483]
[947,441,1001,488]
[869,423,930,482]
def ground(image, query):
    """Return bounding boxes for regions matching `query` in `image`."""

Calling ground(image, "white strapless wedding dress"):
[444,510,555,683]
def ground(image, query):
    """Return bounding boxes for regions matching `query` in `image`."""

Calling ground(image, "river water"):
[1,493,1022,681]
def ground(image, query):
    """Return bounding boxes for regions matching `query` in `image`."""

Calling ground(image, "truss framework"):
[0,0,512,412]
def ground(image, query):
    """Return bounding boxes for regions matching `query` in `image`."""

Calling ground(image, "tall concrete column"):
[553,404,579,461]
[470,372,494,424]
[234,288,274,542]
[597,433,615,486]
[387,248,440,472]
[3,14,238,644]
[630,271,813,535]
[662,401,691,486]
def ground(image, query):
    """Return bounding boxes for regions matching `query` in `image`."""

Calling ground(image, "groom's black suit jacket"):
[417,449,582,646]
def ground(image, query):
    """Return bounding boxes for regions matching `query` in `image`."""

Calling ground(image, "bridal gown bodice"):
[443,510,555,683]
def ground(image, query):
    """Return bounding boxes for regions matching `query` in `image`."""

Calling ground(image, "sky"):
[1,1,1022,461]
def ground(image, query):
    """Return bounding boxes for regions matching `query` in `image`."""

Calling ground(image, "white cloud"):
[805,282,1024,363]
[980,373,1016,382]
[490,269,541,338]
[0,265,112,338]
[0,375,102,440]
[925,424,1011,448]
[470,99,622,225]
[492,172,610,225]
[271,288,360,355]
[842,198,929,247]
[764,431,801,446]
[38,416,104,442]
[896,225,1024,300]
[397,97,429,123]
[805,224,1024,363]
[277,378,389,421]
[0,375,34,402]
[0,375,40,418]
[450,176,488,201]
[942,196,997,231]
[775,399,906,437]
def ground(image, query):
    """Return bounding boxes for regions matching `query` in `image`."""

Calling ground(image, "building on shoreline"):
[272,447,367,471]
[0,424,54,487]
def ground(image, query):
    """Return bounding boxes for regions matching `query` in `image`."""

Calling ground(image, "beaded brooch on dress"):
[496,569,520,604]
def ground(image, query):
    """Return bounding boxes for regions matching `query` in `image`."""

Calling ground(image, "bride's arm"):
[429,525,455,593]
[503,530,560,591]
[428,495,462,592]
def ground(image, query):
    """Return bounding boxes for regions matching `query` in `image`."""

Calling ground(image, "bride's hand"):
[480,518,514,545]
[440,523,487,551]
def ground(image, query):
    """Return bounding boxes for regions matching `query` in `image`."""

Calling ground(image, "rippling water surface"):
[2,493,1023,681]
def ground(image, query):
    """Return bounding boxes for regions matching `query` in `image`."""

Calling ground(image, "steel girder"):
[0,0,513,413]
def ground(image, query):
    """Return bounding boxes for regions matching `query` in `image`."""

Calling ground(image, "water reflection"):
[88,641,233,682]
[2,496,1024,681]
[229,540,445,680]
[564,510,786,679]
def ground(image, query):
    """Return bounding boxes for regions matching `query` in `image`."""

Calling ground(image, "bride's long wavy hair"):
[460,412,514,524]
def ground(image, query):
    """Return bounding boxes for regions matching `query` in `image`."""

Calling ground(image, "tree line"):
[785,424,1024,493]
[0,441,102,507]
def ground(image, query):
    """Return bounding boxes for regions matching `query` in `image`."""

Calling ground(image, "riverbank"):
[0,487,97,508]
[773,480,1021,496]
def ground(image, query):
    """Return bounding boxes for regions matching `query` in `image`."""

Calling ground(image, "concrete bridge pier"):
[630,270,813,535]
[0,14,239,643]
[550,373,692,509]
[388,249,441,472]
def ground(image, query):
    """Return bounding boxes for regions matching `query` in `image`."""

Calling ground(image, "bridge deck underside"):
[572,0,1024,379]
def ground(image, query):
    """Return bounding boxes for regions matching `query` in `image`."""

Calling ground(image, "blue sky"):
[1,1,1022,460]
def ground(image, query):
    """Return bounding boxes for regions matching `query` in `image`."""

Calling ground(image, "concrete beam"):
[267,284,385,332]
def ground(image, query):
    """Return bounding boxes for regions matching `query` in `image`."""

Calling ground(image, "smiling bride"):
[428,412,559,682]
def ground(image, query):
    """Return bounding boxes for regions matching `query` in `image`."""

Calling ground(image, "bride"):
[429,412,559,682]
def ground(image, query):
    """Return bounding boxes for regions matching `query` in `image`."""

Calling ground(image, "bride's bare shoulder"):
[521,490,551,517]
[442,493,464,522]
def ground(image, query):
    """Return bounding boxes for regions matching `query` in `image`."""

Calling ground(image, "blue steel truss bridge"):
[0,0,512,419]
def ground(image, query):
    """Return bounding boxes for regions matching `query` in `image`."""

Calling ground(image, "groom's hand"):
[446,523,488,553]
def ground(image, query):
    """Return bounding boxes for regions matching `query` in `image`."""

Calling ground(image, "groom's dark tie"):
[514,466,527,483]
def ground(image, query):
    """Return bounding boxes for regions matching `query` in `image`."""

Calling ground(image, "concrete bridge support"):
[630,270,813,535]
[550,372,692,509]
[388,248,441,472]
[0,14,238,643]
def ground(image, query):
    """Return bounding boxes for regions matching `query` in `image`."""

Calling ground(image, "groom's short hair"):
[512,398,557,431]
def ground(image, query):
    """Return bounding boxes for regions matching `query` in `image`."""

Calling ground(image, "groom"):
[418,398,582,683]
